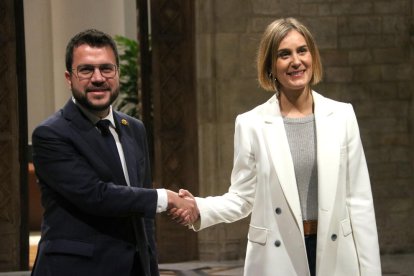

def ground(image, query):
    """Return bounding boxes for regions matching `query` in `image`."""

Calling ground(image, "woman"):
[178,17,381,276]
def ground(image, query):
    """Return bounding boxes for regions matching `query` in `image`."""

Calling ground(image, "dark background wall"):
[0,0,412,271]
[196,0,414,260]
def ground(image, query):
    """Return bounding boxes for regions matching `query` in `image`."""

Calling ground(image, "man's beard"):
[72,85,120,112]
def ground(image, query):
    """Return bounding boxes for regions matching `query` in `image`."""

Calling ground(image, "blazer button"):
[331,234,337,241]
[274,240,281,247]
[275,208,282,215]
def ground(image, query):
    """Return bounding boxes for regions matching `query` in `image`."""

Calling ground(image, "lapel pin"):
[121,119,129,126]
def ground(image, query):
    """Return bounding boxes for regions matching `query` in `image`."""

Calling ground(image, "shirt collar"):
[72,97,116,128]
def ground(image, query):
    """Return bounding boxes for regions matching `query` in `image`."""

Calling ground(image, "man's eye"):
[100,66,114,73]
[78,66,94,74]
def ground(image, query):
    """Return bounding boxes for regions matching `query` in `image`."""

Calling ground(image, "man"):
[31,29,197,276]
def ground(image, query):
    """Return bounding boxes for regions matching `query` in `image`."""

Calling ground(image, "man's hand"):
[166,189,199,225]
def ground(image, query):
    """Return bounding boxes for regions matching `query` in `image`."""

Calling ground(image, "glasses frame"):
[71,63,119,80]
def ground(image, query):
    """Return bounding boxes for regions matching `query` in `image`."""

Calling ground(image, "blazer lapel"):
[313,92,341,214]
[260,96,304,233]
[313,92,342,272]
[259,92,342,236]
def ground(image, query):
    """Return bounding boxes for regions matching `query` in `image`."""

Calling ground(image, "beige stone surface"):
[195,0,414,260]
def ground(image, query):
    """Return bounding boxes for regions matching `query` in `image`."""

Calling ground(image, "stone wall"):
[196,0,414,260]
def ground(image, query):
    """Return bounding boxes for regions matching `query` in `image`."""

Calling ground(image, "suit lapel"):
[113,112,140,187]
[113,112,150,274]
[63,101,108,161]
[62,100,128,186]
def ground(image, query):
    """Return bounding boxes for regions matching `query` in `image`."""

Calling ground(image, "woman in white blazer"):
[176,17,381,276]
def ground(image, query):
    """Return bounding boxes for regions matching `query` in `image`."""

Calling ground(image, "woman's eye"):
[278,51,290,58]
[298,47,308,54]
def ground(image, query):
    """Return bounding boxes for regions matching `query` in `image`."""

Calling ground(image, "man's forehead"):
[72,45,116,59]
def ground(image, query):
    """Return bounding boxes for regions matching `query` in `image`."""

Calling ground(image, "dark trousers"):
[131,253,145,276]
[305,235,317,276]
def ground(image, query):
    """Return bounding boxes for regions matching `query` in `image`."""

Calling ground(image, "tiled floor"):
[3,255,414,275]
[24,233,414,276]
[158,255,414,276]
[159,260,244,276]
[29,233,40,270]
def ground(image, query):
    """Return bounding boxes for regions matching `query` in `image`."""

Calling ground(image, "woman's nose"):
[291,54,301,67]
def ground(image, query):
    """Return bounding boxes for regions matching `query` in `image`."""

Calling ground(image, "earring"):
[272,78,280,98]
[269,72,280,97]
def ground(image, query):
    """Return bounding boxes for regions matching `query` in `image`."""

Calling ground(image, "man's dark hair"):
[65,29,119,72]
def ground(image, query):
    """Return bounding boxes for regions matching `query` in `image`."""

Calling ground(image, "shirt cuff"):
[156,188,168,213]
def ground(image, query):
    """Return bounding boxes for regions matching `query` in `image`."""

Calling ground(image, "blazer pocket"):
[44,239,94,258]
[248,225,268,245]
[340,219,353,237]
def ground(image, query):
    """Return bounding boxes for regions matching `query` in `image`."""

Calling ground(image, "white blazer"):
[193,91,381,276]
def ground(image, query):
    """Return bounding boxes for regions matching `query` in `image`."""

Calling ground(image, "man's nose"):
[90,67,105,82]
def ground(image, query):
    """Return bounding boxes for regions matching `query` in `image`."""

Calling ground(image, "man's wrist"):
[156,189,168,213]
[166,189,178,209]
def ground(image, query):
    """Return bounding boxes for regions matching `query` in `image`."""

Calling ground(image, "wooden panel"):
[0,0,28,271]
[149,0,198,262]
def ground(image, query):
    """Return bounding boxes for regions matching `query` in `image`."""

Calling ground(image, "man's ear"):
[64,71,72,87]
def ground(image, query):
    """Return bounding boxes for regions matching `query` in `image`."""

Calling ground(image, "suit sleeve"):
[32,122,157,218]
[193,115,256,231]
[345,104,381,275]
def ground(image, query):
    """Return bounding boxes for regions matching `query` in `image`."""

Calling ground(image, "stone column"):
[150,0,199,262]
[195,0,265,261]
[0,0,29,272]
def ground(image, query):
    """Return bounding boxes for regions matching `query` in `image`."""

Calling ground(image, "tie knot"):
[96,120,112,136]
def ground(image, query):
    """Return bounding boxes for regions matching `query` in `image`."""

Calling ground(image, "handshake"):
[166,189,199,226]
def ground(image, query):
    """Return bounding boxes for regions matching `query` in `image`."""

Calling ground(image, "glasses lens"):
[75,64,117,79]
[77,65,94,78]
[99,64,116,78]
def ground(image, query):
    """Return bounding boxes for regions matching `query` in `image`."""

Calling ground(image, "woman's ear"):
[268,72,273,79]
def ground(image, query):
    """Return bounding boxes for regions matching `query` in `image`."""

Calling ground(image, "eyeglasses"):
[71,63,118,80]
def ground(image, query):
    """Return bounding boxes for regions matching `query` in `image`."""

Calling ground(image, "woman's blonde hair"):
[257,17,323,92]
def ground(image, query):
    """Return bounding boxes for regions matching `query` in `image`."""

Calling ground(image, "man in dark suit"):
[31,29,198,276]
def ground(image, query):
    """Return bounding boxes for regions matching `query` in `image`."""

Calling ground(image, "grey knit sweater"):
[283,114,318,220]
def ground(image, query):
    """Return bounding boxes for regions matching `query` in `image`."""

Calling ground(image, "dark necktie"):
[96,119,150,274]
[96,119,124,176]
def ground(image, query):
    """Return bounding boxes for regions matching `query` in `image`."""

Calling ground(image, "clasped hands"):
[166,189,199,226]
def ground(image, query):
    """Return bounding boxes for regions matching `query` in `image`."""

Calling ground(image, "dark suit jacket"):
[31,99,159,276]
